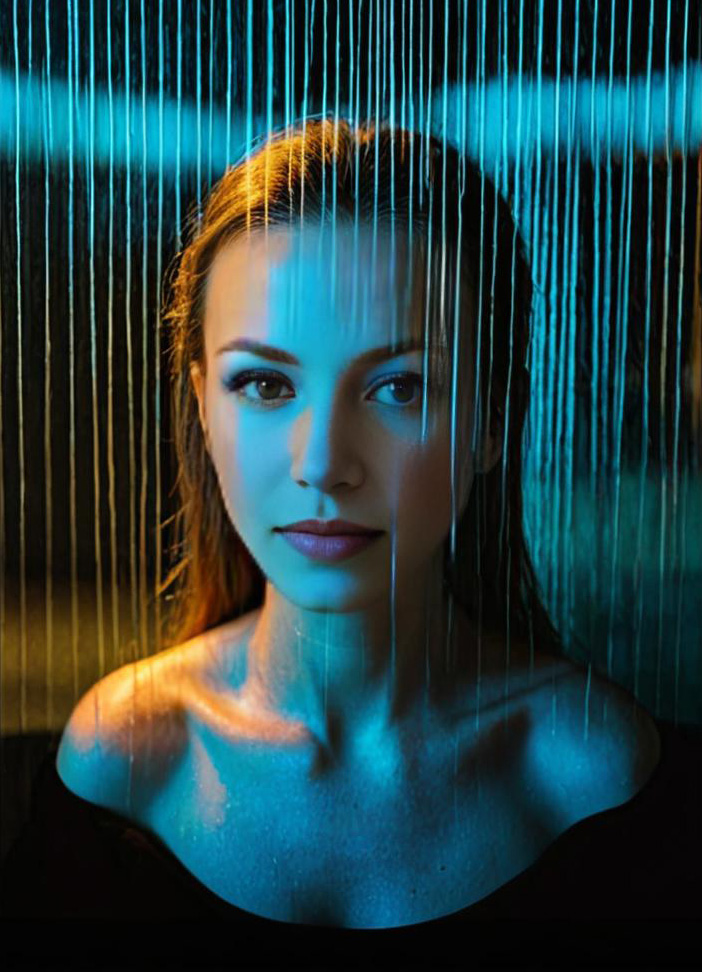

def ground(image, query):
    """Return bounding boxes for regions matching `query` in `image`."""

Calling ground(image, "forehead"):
[203,224,432,357]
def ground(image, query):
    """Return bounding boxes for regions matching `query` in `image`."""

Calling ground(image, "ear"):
[190,362,210,453]
[475,426,503,475]
[456,425,502,509]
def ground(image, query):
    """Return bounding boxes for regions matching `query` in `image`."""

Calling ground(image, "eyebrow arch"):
[216,337,426,367]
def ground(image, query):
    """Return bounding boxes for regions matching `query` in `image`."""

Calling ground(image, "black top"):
[2,719,701,969]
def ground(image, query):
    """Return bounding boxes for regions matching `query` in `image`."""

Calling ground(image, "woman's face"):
[191,222,497,612]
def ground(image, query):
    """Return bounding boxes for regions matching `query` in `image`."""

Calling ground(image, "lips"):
[276,518,382,536]
[277,530,383,563]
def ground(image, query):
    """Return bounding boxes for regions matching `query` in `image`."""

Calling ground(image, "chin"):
[269,573,395,614]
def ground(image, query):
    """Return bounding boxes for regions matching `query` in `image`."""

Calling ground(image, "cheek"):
[207,408,272,525]
[391,439,456,552]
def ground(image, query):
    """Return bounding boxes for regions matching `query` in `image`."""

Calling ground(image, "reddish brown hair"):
[158,116,562,660]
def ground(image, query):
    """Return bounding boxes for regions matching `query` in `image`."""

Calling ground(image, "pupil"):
[392,379,414,403]
[258,379,280,400]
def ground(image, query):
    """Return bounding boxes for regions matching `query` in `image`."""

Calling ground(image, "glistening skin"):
[190,223,501,758]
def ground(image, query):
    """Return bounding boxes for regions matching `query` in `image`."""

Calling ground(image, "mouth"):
[275,518,383,536]
[275,529,384,563]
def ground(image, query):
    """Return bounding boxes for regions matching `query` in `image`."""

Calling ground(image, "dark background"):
[0,0,700,739]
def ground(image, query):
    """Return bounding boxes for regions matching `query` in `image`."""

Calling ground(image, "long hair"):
[158,115,563,660]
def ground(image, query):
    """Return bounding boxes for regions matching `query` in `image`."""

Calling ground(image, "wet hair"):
[158,115,563,661]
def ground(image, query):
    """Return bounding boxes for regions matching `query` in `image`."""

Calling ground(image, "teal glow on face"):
[191,224,478,613]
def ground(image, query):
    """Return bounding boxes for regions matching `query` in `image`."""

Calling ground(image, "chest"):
[141,715,564,927]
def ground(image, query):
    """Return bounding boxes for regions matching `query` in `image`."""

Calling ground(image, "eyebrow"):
[215,337,426,367]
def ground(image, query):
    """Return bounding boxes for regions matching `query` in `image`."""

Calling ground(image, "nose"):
[290,398,364,492]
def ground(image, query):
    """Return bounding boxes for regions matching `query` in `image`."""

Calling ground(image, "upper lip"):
[276,519,383,535]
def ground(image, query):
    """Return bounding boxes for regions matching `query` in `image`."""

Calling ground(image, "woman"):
[9,119,668,940]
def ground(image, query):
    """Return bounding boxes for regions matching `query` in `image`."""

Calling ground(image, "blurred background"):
[1,0,700,860]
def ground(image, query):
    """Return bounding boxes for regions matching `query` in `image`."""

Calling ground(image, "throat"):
[245,572,467,747]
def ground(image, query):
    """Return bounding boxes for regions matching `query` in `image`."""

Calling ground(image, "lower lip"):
[277,531,383,562]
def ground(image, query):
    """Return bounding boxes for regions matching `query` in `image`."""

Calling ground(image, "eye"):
[222,369,425,409]
[223,369,295,407]
[367,373,424,408]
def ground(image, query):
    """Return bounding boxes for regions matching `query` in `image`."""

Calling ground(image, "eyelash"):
[223,368,425,410]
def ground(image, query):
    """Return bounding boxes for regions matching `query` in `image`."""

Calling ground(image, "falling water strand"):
[208,0,214,188]
[418,0,425,202]
[554,0,572,644]
[533,159,552,635]
[299,0,312,231]
[139,0,150,662]
[175,0,182,248]
[456,0,470,682]
[671,0,692,724]
[88,0,106,680]
[389,0,395,212]
[501,0,516,695]
[42,0,54,732]
[328,0,339,307]
[322,0,330,153]
[673,2,691,530]
[332,2,342,238]
[600,0,615,676]
[349,0,361,335]
[245,0,253,233]
[382,0,387,111]
[0,0,8,741]
[693,147,702,445]
[446,0,461,581]
[196,0,202,216]
[388,0,396,332]
[655,0,674,717]
[510,0,535,684]
[371,0,381,323]
[548,0,570,644]
[67,0,79,709]
[418,2,431,449]
[318,0,328,235]
[423,3,434,191]
[487,0,509,576]
[153,0,165,658]
[566,117,581,676]
[602,0,616,491]
[13,0,27,733]
[500,0,508,193]
[634,0,657,706]
[514,0,528,673]
[106,0,119,673]
[450,0,469,591]
[564,0,581,665]
[606,0,635,682]
[440,0,456,680]
[226,0,232,165]
[124,0,137,669]
[292,0,297,140]
[529,0,545,611]
[545,14,560,622]
[589,0,600,541]
[471,0,488,738]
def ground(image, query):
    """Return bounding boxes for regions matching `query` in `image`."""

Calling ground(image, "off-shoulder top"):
[1,718,700,968]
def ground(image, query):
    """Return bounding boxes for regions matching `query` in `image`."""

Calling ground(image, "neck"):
[245,552,470,752]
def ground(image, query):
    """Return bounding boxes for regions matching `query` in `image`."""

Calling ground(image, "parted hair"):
[158,115,563,661]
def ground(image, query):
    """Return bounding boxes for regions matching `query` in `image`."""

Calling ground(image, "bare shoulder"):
[525,661,662,829]
[56,641,197,815]
[56,612,259,812]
